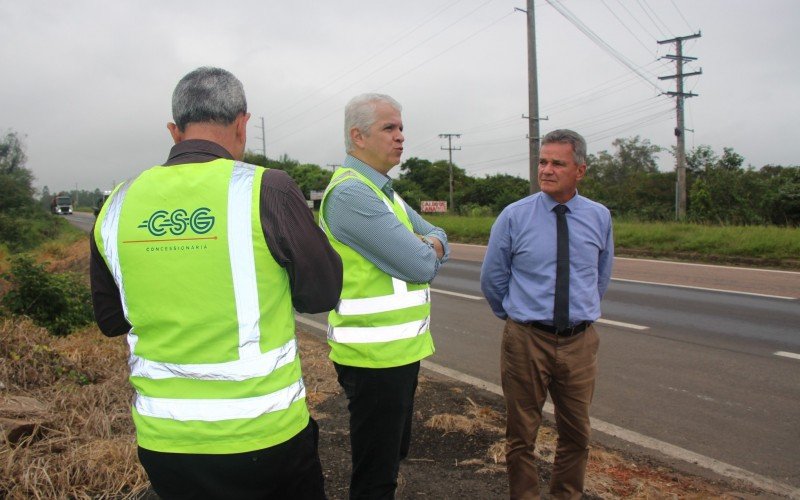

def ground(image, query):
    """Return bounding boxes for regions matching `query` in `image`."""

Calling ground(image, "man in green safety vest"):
[320,94,449,499]
[90,67,342,499]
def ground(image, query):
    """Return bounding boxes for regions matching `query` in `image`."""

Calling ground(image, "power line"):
[584,108,675,142]
[614,0,659,40]
[545,0,665,93]
[635,0,668,38]
[669,0,695,32]
[267,5,512,146]
[641,0,674,37]
[269,0,465,120]
[600,0,654,56]
[267,0,501,133]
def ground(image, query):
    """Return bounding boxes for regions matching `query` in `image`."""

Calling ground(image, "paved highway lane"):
[303,254,800,492]
[63,211,96,232]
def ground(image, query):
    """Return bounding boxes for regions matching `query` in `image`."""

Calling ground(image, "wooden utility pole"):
[523,0,541,194]
[659,32,701,220]
[439,133,461,213]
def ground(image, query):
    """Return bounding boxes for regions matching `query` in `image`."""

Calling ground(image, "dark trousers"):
[334,361,420,500]
[501,319,599,500]
[138,418,326,500]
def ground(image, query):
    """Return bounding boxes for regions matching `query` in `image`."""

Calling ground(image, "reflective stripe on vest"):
[129,337,298,381]
[135,378,306,421]
[328,317,431,344]
[99,179,134,322]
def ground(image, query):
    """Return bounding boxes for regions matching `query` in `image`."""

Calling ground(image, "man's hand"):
[418,234,444,260]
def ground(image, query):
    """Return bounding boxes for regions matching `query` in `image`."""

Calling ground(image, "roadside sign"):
[421,201,447,213]
[310,190,325,201]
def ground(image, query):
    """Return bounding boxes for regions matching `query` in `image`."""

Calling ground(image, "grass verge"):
[423,214,800,268]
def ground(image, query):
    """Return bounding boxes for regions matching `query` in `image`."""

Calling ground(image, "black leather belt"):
[529,320,591,337]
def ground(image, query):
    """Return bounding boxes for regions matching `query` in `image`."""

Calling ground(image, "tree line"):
[244,138,799,226]
[6,130,797,230]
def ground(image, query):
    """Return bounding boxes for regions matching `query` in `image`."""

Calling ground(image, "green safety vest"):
[94,159,309,454]
[320,167,434,368]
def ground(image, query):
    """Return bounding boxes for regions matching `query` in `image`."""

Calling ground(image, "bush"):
[0,211,64,252]
[1,255,93,336]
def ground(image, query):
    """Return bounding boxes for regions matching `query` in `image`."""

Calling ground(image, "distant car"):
[93,190,112,217]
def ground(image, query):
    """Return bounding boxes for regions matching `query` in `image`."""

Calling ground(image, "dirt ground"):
[298,330,774,500]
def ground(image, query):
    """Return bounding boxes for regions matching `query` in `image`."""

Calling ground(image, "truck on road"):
[50,193,73,215]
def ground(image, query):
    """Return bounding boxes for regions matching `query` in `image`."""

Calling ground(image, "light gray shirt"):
[322,155,449,284]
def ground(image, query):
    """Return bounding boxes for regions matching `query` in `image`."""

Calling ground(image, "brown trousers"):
[501,319,599,500]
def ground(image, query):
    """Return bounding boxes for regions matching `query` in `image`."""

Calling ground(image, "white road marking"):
[297,314,799,497]
[431,288,483,300]
[613,277,796,300]
[614,256,800,275]
[595,318,649,330]
[296,315,327,332]
[430,290,650,330]
[775,351,800,361]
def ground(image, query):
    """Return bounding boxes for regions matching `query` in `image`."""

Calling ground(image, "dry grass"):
[0,318,145,498]
[424,396,505,436]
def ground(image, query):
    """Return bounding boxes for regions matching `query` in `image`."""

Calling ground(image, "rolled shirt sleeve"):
[324,180,444,284]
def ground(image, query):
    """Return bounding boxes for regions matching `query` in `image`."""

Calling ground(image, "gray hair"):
[172,67,247,131]
[344,93,402,152]
[542,129,587,165]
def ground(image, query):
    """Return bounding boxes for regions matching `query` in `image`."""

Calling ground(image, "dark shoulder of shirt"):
[90,140,341,336]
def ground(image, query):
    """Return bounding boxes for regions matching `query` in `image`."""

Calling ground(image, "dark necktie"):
[553,204,570,331]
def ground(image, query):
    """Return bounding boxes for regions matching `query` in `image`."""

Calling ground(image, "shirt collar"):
[343,154,393,196]
[164,139,234,166]
[541,191,581,212]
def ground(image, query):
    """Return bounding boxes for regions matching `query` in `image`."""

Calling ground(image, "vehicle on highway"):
[51,193,73,215]
[93,190,112,217]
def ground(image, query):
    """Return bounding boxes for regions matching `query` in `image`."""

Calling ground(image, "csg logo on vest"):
[138,207,215,237]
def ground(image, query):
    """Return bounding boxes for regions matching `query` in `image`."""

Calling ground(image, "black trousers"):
[334,361,420,500]
[138,418,325,500]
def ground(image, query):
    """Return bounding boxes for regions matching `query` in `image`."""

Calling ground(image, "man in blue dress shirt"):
[480,129,613,499]
[320,93,449,499]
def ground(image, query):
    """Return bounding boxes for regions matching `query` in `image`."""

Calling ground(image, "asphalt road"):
[303,244,800,491]
[64,211,96,232]
[65,213,800,491]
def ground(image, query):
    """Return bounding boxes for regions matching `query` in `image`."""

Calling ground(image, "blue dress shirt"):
[480,191,613,324]
[323,155,449,284]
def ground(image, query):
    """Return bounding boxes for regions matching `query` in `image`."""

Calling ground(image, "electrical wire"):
[600,0,654,56]
[545,0,666,93]
[641,0,674,37]
[669,0,695,32]
[267,0,502,134]
[268,0,465,119]
[635,0,668,38]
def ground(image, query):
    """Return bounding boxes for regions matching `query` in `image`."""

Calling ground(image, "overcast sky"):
[2,0,798,193]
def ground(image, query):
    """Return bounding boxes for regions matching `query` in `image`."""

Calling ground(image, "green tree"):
[398,157,471,205]
[583,136,671,219]
[458,174,528,214]
[0,130,37,214]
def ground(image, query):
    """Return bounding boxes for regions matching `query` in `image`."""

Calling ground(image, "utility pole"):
[254,116,267,159]
[439,133,461,213]
[515,0,542,194]
[659,32,701,220]
[326,164,339,172]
